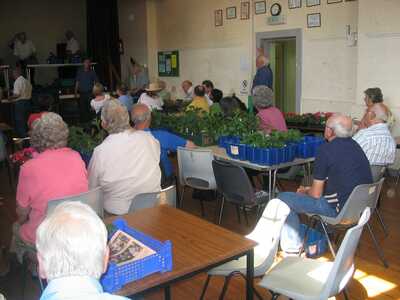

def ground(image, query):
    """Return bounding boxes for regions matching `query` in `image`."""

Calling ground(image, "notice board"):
[158,50,179,77]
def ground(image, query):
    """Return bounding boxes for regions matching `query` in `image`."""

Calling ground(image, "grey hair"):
[36,202,107,280]
[370,104,388,122]
[30,112,69,152]
[101,100,130,134]
[252,85,274,109]
[329,115,353,138]
[131,104,151,124]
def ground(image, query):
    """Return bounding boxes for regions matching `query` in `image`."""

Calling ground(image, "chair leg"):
[375,208,389,237]
[199,275,211,300]
[179,185,185,209]
[218,197,225,225]
[318,219,336,258]
[218,273,235,300]
[366,222,389,268]
[235,204,241,224]
[270,292,280,300]
[243,207,249,226]
[343,288,350,300]
[200,199,205,217]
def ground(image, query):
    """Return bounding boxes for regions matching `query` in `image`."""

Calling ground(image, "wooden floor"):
[0,167,399,300]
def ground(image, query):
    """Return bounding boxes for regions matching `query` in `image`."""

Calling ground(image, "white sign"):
[240,80,249,95]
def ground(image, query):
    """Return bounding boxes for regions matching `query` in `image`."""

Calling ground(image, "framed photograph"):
[215,9,223,27]
[254,1,267,14]
[327,0,342,3]
[306,0,320,7]
[241,2,250,20]
[289,0,302,9]
[226,6,237,19]
[307,13,321,28]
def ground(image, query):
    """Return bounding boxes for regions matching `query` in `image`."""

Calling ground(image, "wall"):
[146,0,358,108]
[0,0,86,84]
[118,0,148,82]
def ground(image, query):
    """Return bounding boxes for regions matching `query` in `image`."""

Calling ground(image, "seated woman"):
[12,113,88,272]
[90,83,111,115]
[187,85,210,113]
[252,85,287,133]
[137,83,164,111]
[357,87,395,131]
[209,88,223,114]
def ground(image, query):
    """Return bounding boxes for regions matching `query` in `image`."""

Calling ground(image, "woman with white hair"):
[252,85,287,133]
[37,202,128,300]
[91,82,112,114]
[12,112,88,273]
[88,100,161,215]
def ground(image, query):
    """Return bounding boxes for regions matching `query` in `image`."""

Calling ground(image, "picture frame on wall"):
[254,1,267,15]
[226,6,237,19]
[289,0,302,9]
[215,9,223,27]
[307,13,321,27]
[327,0,342,3]
[306,0,320,7]
[241,2,250,20]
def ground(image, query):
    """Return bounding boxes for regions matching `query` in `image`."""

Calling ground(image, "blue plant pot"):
[277,147,285,164]
[261,148,272,166]
[286,143,296,162]
[270,148,279,165]
[238,144,247,161]
[254,147,263,164]
[229,143,240,159]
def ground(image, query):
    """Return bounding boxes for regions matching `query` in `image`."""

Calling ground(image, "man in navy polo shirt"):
[278,114,372,254]
[131,104,195,185]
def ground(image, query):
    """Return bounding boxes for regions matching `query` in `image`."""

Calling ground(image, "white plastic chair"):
[128,185,176,213]
[259,207,371,300]
[46,187,104,218]
[199,199,290,300]
[177,147,217,208]
[370,165,388,236]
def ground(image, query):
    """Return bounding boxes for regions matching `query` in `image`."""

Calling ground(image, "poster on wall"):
[158,50,179,77]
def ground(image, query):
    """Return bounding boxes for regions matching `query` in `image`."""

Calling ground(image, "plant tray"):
[101,219,173,293]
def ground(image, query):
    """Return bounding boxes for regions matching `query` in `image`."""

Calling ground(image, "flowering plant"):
[284,112,333,126]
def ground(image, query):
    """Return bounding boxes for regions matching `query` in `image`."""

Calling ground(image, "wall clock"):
[270,3,282,16]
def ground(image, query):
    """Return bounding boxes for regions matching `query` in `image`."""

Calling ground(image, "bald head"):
[256,55,269,69]
[325,114,353,140]
[131,103,151,129]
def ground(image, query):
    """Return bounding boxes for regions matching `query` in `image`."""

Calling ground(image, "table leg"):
[164,285,171,300]
[272,169,278,197]
[246,249,254,300]
[27,68,31,83]
[268,170,272,200]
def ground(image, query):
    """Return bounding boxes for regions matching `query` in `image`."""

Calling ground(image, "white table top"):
[0,65,10,69]
[206,145,315,172]
[27,63,97,68]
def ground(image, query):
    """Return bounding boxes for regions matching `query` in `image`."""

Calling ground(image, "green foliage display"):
[68,119,106,154]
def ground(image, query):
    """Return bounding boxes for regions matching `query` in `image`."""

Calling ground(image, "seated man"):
[202,80,214,106]
[187,85,210,113]
[116,83,133,113]
[131,104,195,186]
[36,202,129,300]
[278,114,372,254]
[181,80,194,101]
[88,100,161,215]
[353,103,396,166]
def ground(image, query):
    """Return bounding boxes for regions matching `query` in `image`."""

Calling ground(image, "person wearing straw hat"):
[137,82,163,111]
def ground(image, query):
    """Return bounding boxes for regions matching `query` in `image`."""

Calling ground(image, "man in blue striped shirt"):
[353,103,396,166]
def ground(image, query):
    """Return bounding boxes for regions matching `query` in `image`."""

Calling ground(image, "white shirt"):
[205,93,213,106]
[138,93,163,110]
[183,86,194,101]
[66,37,80,55]
[90,94,111,114]
[13,76,32,101]
[13,40,36,60]
[88,130,161,215]
[353,123,396,165]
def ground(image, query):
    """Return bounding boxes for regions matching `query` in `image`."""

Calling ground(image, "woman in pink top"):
[252,85,287,133]
[12,113,88,268]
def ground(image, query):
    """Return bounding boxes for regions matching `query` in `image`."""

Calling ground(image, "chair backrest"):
[335,179,383,225]
[322,207,371,299]
[128,185,177,213]
[212,159,255,205]
[46,187,104,218]
[370,165,386,182]
[177,147,216,190]
[246,198,290,275]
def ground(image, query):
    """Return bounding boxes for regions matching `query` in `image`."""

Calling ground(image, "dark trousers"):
[78,92,93,123]
[14,99,31,137]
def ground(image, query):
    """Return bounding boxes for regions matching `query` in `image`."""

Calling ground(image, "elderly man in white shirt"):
[137,83,163,111]
[88,100,161,215]
[353,103,396,166]
[13,32,37,84]
[9,68,32,137]
[181,80,194,101]
[65,30,80,56]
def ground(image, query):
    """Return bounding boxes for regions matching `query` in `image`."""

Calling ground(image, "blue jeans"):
[14,99,31,137]
[278,192,338,253]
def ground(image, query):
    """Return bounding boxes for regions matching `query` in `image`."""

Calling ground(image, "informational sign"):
[158,50,179,77]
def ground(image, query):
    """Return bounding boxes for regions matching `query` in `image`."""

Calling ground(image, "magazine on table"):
[109,230,155,266]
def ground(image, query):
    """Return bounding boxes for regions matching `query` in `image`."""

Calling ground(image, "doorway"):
[256,29,302,113]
